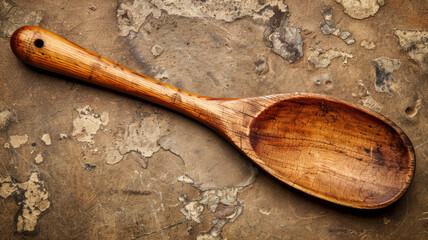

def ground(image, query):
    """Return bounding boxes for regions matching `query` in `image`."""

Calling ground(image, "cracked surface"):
[72,105,109,143]
[0,172,50,232]
[1,0,427,239]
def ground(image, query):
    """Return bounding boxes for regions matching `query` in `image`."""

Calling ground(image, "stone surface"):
[0,0,43,37]
[0,0,427,239]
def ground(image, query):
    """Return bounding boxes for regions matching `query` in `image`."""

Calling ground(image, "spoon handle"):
[10,26,222,122]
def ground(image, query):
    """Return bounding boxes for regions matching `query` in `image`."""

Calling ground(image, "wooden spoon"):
[10,26,415,209]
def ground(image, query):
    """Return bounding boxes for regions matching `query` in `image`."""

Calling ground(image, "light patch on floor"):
[7,134,28,148]
[41,133,52,145]
[178,177,245,239]
[71,106,109,143]
[307,48,353,68]
[117,0,288,36]
[34,152,43,164]
[179,199,205,223]
[335,0,385,19]
[177,175,194,184]
[361,40,376,50]
[116,114,170,158]
[394,29,428,72]
[0,172,50,232]
[0,110,15,131]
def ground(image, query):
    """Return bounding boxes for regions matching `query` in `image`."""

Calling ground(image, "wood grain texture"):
[10,26,415,209]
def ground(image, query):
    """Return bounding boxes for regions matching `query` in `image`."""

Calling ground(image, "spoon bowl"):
[10,26,415,209]
[221,95,414,209]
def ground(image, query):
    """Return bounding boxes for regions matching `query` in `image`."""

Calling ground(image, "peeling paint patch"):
[308,48,353,68]
[180,199,205,223]
[371,57,401,94]
[117,0,288,37]
[0,110,15,131]
[72,106,109,143]
[0,175,16,198]
[199,188,243,217]
[41,133,52,145]
[0,172,50,232]
[7,134,28,148]
[335,0,384,20]
[178,178,245,239]
[320,6,355,45]
[198,187,243,239]
[263,7,303,63]
[116,114,169,158]
[197,218,228,240]
[394,29,428,72]
[34,152,43,164]
[269,25,303,63]
[361,40,376,50]
[177,175,194,184]
[0,0,43,38]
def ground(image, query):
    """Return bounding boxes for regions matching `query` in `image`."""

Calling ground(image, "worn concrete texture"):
[0,0,427,239]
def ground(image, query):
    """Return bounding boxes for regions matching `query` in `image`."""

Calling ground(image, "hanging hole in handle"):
[34,39,44,48]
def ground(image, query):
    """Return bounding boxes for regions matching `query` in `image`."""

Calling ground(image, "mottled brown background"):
[0,0,427,239]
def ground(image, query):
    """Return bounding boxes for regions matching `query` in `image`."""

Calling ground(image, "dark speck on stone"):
[31,142,36,146]
[84,163,97,171]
